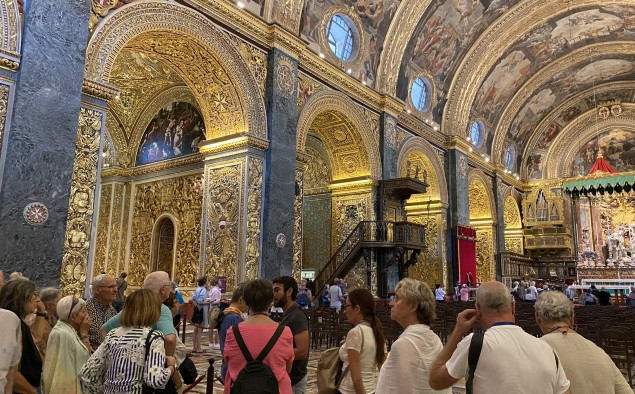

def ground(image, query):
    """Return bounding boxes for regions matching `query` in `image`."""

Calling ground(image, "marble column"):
[0,0,90,285]
[493,175,506,280]
[260,49,298,278]
[445,149,470,285]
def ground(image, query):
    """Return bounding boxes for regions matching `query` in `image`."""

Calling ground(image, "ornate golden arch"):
[85,1,266,140]
[468,170,496,220]
[296,90,381,180]
[0,0,21,65]
[543,104,635,179]
[468,170,497,282]
[396,136,448,204]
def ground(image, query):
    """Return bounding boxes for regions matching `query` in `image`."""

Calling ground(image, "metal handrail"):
[314,221,426,290]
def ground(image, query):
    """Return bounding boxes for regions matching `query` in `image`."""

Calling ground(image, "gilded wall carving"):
[296,90,381,180]
[61,108,103,297]
[362,108,380,146]
[408,215,441,289]
[0,84,9,161]
[297,73,325,113]
[107,183,125,275]
[85,1,267,139]
[230,35,267,98]
[293,169,303,279]
[0,0,21,55]
[245,158,263,281]
[274,53,296,96]
[93,184,112,276]
[399,150,440,202]
[125,33,245,139]
[346,256,369,292]
[505,238,523,255]
[303,195,331,271]
[304,144,331,195]
[469,180,492,220]
[332,194,370,251]
[205,163,243,291]
[129,175,202,287]
[503,195,522,229]
[270,0,303,33]
[476,228,495,283]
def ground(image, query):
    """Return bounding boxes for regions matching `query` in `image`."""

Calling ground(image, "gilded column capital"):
[199,134,270,157]
[82,79,118,102]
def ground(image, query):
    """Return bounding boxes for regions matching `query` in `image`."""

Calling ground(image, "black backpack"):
[230,324,285,394]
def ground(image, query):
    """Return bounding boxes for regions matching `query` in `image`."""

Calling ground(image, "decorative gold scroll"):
[245,158,263,281]
[61,108,103,297]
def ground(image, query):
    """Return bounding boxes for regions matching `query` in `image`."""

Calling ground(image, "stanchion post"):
[206,358,215,394]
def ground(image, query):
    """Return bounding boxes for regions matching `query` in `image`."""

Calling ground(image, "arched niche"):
[151,215,178,279]
[468,170,496,283]
[503,193,524,255]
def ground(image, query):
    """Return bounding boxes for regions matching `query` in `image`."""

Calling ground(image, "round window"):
[410,77,431,112]
[326,15,355,61]
[470,121,483,147]
[505,146,516,169]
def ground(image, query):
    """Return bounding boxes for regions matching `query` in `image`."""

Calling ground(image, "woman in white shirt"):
[338,288,386,394]
[376,278,450,393]
[434,284,446,302]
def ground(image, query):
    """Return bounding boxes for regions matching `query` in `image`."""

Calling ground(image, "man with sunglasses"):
[85,274,117,350]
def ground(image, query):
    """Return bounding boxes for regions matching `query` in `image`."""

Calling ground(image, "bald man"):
[429,281,571,394]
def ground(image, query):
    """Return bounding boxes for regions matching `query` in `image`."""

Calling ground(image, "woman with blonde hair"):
[42,296,92,393]
[80,289,176,393]
[338,288,386,394]
[376,278,450,393]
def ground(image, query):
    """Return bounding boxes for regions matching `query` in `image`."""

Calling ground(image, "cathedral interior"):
[0,0,635,297]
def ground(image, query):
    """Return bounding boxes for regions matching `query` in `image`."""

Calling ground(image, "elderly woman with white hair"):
[42,296,92,394]
[376,278,450,393]
[535,291,631,394]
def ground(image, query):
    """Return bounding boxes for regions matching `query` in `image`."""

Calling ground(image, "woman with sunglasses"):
[338,288,386,394]
[42,296,92,393]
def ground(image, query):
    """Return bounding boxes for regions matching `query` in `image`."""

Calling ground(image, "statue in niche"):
[422,170,428,185]
[414,164,421,180]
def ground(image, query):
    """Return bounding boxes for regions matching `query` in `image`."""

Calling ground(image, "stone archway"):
[468,170,497,283]
[85,1,266,140]
[397,137,449,288]
[296,90,381,290]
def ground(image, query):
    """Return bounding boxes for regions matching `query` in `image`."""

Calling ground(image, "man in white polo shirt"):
[429,281,570,394]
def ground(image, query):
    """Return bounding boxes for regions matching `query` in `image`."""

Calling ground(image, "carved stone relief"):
[331,194,370,251]
[204,162,243,291]
[0,84,9,157]
[297,73,325,113]
[292,169,303,279]
[476,227,496,283]
[245,158,263,281]
[503,195,522,229]
[107,183,125,275]
[408,215,441,289]
[129,175,202,287]
[93,184,112,276]
[61,108,103,297]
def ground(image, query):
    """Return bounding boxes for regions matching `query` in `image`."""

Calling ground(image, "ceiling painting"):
[507,57,635,153]
[473,5,635,145]
[300,0,401,87]
[396,0,520,121]
[572,128,635,176]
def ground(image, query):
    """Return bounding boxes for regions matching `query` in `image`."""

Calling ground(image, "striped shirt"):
[79,326,171,394]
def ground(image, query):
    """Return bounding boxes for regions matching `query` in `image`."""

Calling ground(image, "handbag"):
[316,325,364,394]
[141,330,178,394]
[191,306,204,324]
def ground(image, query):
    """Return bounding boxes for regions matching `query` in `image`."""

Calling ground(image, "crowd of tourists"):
[0,267,633,393]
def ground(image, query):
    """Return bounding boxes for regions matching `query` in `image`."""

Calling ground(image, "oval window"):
[505,146,516,169]
[470,121,483,147]
[326,15,355,61]
[411,77,430,112]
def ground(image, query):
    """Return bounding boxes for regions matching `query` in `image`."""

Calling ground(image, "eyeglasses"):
[68,297,79,321]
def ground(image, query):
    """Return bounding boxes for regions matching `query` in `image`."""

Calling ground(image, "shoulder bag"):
[316,325,364,394]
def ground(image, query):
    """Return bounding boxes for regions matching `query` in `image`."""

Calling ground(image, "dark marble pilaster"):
[379,114,398,180]
[260,49,298,279]
[0,0,90,286]
[493,174,506,280]
[445,149,470,285]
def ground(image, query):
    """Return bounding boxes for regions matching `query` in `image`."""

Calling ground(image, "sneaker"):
[209,343,220,351]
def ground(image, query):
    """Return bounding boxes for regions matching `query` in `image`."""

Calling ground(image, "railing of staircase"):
[315,222,364,290]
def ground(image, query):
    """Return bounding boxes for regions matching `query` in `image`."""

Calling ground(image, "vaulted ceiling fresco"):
[396,0,521,120]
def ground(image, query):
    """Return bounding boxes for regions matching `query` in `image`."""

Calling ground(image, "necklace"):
[546,325,572,335]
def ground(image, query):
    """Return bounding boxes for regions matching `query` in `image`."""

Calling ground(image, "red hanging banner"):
[457,225,477,286]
